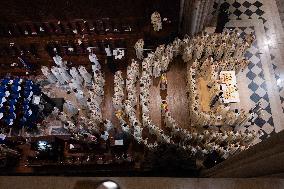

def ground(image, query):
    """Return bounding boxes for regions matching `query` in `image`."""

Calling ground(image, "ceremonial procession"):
[0,0,283,185]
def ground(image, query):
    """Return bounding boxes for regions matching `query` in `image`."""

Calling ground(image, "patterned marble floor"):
[218,0,284,141]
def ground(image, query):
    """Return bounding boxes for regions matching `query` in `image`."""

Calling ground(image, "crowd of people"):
[41,51,105,139]
[112,30,257,157]
[37,29,262,159]
[182,32,256,129]
[0,78,41,133]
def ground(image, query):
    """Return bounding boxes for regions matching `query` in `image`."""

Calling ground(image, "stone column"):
[180,0,218,35]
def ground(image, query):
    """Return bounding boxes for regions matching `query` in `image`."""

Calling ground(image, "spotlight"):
[97,180,120,189]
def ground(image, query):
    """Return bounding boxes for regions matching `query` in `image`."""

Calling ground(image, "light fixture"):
[97,180,120,189]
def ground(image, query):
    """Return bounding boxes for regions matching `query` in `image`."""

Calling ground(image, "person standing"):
[88,50,101,71]
[215,3,230,33]
[105,44,117,74]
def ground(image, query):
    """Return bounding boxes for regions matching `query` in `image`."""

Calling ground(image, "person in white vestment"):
[50,66,65,85]
[151,11,162,31]
[134,39,144,60]
[58,67,72,83]
[64,100,79,115]
[70,67,84,84]
[41,66,57,84]
[104,119,114,131]
[74,89,88,108]
[89,52,101,71]
[78,66,92,86]
[53,55,65,67]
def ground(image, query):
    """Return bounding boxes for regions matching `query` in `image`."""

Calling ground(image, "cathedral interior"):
[0,0,284,188]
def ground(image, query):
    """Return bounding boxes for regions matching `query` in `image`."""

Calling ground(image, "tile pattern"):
[211,1,220,16]
[225,26,275,139]
[223,0,284,135]
[269,51,284,114]
[220,0,265,20]
[261,0,284,116]
[260,0,284,123]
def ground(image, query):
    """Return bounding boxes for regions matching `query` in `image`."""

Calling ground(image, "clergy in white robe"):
[41,66,57,84]
[89,52,101,71]
[70,67,84,84]
[78,66,93,86]
[50,67,65,85]
[53,55,65,67]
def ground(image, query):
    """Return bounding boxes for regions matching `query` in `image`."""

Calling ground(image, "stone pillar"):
[191,0,202,35]
[180,0,218,35]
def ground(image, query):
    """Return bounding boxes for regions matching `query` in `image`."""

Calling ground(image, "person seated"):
[23,89,31,98]
[8,80,13,85]
[5,91,10,97]
[1,78,9,86]
[32,84,41,95]
[0,91,5,99]
[11,84,21,93]
[11,91,20,100]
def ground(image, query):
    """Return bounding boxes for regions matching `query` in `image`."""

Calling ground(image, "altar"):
[219,71,240,103]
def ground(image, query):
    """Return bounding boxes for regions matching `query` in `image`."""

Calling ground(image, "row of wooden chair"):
[0,44,38,57]
[0,18,138,37]
[46,38,127,57]
[0,38,128,58]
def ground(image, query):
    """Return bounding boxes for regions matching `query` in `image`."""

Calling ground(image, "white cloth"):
[105,47,112,56]
[70,67,83,84]
[53,55,64,67]
[41,66,57,83]
[51,67,65,84]
[64,100,78,115]
[78,66,92,85]
[58,67,72,83]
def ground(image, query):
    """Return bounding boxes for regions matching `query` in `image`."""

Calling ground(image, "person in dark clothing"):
[105,45,117,74]
[107,56,117,74]
[210,92,223,108]
[215,3,230,33]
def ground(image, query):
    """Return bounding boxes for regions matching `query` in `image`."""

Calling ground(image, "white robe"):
[75,90,87,108]
[58,67,72,83]
[50,67,65,84]
[89,53,101,71]
[70,67,83,84]
[78,66,93,85]
[53,55,64,67]
[41,66,57,83]
[153,60,161,78]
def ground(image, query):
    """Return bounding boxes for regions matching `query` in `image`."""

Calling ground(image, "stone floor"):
[217,0,284,141]
[275,0,284,27]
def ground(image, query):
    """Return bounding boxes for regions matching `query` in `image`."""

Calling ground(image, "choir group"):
[41,50,106,140]
[0,78,41,133]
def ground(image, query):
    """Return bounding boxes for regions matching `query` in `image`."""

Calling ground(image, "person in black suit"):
[105,44,117,74]
[215,3,230,33]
